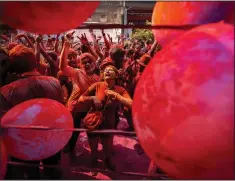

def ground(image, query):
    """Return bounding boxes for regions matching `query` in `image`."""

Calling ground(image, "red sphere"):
[0,139,7,180]
[1,98,73,160]
[133,22,234,179]
[152,2,234,47]
[0,2,100,34]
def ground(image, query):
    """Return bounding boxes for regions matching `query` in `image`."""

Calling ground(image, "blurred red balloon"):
[0,2,100,34]
[152,2,234,47]
[1,98,73,160]
[0,140,7,180]
[133,22,234,179]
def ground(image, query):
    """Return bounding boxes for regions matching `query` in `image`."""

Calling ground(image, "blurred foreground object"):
[1,98,74,160]
[152,2,234,46]
[0,2,100,34]
[133,22,234,179]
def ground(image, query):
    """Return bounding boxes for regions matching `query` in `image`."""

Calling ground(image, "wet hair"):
[68,48,77,58]
[80,53,95,62]
[109,45,125,69]
[99,57,114,71]
[126,49,134,58]
[9,44,36,74]
[109,45,125,60]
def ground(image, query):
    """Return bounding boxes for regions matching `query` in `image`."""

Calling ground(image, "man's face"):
[68,55,78,68]
[80,57,95,74]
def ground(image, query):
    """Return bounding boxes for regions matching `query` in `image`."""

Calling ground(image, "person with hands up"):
[78,32,99,60]
[59,32,99,154]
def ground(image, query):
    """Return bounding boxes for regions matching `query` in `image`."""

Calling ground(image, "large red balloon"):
[133,22,234,179]
[1,98,73,160]
[0,140,7,180]
[152,2,234,47]
[0,2,100,34]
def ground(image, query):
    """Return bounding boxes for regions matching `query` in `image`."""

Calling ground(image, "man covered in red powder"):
[59,34,99,154]
[0,44,64,179]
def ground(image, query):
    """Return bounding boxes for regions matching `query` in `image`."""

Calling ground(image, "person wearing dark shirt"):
[0,44,64,179]
[109,45,125,70]
[124,54,151,131]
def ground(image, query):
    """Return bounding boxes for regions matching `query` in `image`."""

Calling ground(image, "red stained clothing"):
[82,81,131,129]
[0,71,63,119]
[61,66,99,113]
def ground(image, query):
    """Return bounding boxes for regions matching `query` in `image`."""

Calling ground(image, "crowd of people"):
[0,29,162,179]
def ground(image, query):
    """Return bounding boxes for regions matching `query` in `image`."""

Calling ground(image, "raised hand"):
[65,32,74,43]
[35,35,43,43]
[62,32,73,47]
[107,34,112,43]
[77,33,89,45]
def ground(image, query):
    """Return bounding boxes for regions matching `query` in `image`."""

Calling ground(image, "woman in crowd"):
[78,65,132,175]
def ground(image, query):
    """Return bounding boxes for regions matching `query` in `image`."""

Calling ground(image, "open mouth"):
[104,72,111,77]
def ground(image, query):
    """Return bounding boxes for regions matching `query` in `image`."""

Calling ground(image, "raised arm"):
[119,34,125,48]
[15,33,35,49]
[59,33,77,77]
[78,33,98,60]
[34,35,42,67]
[101,29,110,51]
[107,34,113,45]
[148,40,159,57]
[89,29,103,59]
[54,34,60,54]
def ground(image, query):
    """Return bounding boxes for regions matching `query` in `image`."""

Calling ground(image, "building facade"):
[84,1,155,39]
[125,2,155,25]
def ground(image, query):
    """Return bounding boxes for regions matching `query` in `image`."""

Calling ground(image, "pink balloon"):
[133,22,234,179]
[1,98,73,160]
[152,2,234,47]
[0,2,100,34]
